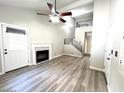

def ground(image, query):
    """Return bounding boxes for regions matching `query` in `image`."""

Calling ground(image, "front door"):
[2,24,29,72]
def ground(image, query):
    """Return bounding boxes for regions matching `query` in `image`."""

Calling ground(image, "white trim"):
[90,66,105,72]
[107,84,111,92]
[63,54,82,58]
[27,28,32,66]
[52,54,63,59]
[0,72,5,75]
[0,23,6,73]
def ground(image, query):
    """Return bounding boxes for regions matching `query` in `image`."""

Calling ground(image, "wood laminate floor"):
[0,56,108,92]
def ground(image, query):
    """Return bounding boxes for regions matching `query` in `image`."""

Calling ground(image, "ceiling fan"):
[37,0,72,23]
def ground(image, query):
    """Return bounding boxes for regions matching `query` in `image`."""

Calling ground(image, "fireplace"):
[36,50,49,63]
[32,44,52,65]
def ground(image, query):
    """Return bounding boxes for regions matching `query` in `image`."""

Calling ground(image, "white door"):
[2,24,29,72]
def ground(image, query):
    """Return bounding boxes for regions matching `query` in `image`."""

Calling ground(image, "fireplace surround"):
[32,44,52,65]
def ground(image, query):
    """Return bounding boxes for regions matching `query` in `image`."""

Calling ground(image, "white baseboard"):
[0,72,4,75]
[52,54,63,59]
[63,54,82,58]
[90,66,105,72]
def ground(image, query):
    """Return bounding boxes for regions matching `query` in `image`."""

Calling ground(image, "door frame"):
[84,32,92,55]
[0,22,31,74]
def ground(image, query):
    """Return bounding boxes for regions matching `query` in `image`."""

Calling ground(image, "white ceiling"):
[75,12,93,21]
[0,0,93,11]
[0,0,93,21]
[0,0,78,11]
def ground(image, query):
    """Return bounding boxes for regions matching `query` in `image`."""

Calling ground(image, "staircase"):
[64,38,82,53]
[72,39,82,52]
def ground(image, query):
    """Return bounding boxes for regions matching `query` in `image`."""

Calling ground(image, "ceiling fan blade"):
[60,12,72,16]
[59,17,66,23]
[37,13,49,16]
[47,3,53,10]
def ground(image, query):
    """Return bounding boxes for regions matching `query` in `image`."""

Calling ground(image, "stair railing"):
[72,39,82,52]
[64,38,82,53]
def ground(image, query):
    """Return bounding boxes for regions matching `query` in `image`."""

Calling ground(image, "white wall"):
[90,0,110,69]
[75,26,92,53]
[63,17,75,39]
[0,5,64,58]
[64,45,82,57]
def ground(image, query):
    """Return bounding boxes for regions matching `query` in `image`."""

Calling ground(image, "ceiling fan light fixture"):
[37,0,72,24]
[50,16,60,23]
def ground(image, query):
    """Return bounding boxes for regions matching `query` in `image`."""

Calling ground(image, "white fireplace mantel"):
[32,43,52,65]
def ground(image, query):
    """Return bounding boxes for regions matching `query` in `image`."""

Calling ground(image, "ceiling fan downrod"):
[54,0,59,14]
[55,0,56,11]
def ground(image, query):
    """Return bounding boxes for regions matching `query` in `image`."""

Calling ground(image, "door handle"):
[4,52,7,54]
[4,49,7,51]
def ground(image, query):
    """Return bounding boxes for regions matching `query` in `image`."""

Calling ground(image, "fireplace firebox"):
[36,50,49,63]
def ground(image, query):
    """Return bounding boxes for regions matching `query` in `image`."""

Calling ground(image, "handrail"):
[72,39,82,52]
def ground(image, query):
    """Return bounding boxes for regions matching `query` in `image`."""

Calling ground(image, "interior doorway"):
[84,32,92,56]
